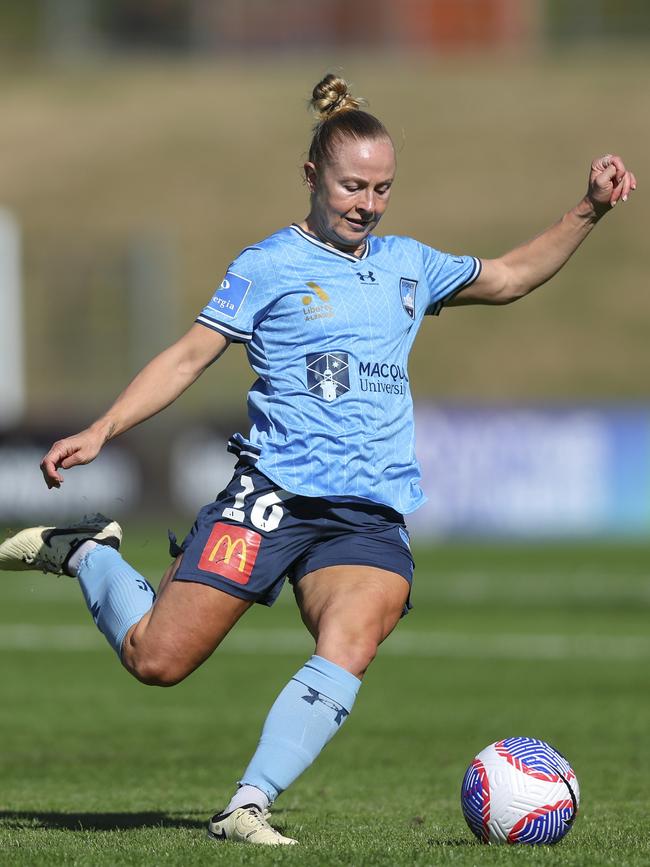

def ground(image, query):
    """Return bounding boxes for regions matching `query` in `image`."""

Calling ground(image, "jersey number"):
[222,474,285,532]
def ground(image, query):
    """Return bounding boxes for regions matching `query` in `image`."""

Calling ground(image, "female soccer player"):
[0,74,637,845]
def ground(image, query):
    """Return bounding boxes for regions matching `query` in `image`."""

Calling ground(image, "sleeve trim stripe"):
[464,256,482,288]
[426,256,482,316]
[195,316,252,342]
[440,256,483,304]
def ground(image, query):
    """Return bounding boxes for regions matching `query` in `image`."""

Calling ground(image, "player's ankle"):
[67,540,99,576]
[224,784,270,815]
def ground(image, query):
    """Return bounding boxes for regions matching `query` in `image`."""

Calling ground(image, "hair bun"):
[310,74,365,121]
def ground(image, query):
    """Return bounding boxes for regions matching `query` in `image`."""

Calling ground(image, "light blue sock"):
[240,655,361,802]
[76,545,156,658]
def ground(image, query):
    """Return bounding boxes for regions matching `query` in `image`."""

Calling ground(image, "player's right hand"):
[587,153,637,212]
[40,429,105,489]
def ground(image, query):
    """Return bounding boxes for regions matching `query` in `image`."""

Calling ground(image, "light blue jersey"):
[197,224,480,514]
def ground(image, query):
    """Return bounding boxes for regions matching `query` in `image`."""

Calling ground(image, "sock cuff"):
[78,543,124,576]
[114,613,146,659]
[292,654,361,711]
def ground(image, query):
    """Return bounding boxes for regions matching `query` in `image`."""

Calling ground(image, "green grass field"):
[2,535,650,865]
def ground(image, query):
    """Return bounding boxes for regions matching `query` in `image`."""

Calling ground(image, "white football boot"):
[0,513,122,576]
[207,805,297,846]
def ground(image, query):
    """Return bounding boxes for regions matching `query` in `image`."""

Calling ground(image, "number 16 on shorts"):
[221,473,287,532]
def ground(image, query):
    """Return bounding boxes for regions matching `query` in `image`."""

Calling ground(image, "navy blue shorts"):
[170,463,414,607]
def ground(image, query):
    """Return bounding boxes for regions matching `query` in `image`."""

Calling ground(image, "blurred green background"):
[1,0,648,424]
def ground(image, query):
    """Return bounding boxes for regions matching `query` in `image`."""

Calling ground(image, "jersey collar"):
[290,223,371,262]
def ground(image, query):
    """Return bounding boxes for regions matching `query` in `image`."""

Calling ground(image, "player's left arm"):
[447,154,637,307]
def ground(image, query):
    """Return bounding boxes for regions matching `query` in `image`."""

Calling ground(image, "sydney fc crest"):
[399,277,418,319]
[306,352,350,402]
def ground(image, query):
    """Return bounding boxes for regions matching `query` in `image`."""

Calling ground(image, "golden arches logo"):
[209,534,247,572]
[302,281,330,305]
[198,522,261,584]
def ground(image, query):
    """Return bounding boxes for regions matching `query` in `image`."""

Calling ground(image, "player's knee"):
[319,632,379,678]
[347,638,378,677]
[124,649,189,687]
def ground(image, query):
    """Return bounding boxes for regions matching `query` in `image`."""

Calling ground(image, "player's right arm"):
[41,324,229,489]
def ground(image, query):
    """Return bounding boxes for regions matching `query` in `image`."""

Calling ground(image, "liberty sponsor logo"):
[359,360,409,396]
[302,281,335,321]
[306,351,350,402]
[208,271,252,319]
[198,522,262,584]
[399,277,418,319]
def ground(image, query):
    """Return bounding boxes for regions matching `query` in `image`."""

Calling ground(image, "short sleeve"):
[196,246,272,342]
[420,245,482,316]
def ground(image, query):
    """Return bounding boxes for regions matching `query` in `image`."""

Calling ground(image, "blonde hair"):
[310,73,366,121]
[307,74,391,166]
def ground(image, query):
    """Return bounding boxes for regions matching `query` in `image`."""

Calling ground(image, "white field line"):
[1,625,649,661]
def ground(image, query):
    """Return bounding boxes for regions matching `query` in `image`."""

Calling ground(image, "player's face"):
[304,136,396,254]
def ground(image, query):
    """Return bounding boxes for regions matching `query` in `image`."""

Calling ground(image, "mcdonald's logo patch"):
[198,522,261,584]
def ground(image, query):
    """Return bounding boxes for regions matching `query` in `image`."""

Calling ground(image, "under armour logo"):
[136,578,155,595]
[302,687,349,725]
[357,271,376,283]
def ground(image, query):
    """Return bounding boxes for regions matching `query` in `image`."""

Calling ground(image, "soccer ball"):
[461,737,579,845]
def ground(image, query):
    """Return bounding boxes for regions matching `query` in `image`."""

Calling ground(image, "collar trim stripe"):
[290,224,370,261]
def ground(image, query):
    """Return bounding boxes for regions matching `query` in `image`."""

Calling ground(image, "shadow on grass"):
[426,837,478,847]
[0,811,206,832]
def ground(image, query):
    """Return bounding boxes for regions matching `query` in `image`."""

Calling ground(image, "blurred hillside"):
[1,52,647,424]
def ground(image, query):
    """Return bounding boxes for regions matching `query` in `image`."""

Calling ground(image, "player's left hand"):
[587,154,637,213]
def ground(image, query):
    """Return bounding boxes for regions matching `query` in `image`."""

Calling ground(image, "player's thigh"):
[295,564,410,677]
[156,552,182,595]
[122,558,252,685]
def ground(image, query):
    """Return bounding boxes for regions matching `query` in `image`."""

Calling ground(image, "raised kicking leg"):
[0,514,251,684]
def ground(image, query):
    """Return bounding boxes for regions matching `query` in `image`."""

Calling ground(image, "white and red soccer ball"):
[461,737,579,845]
